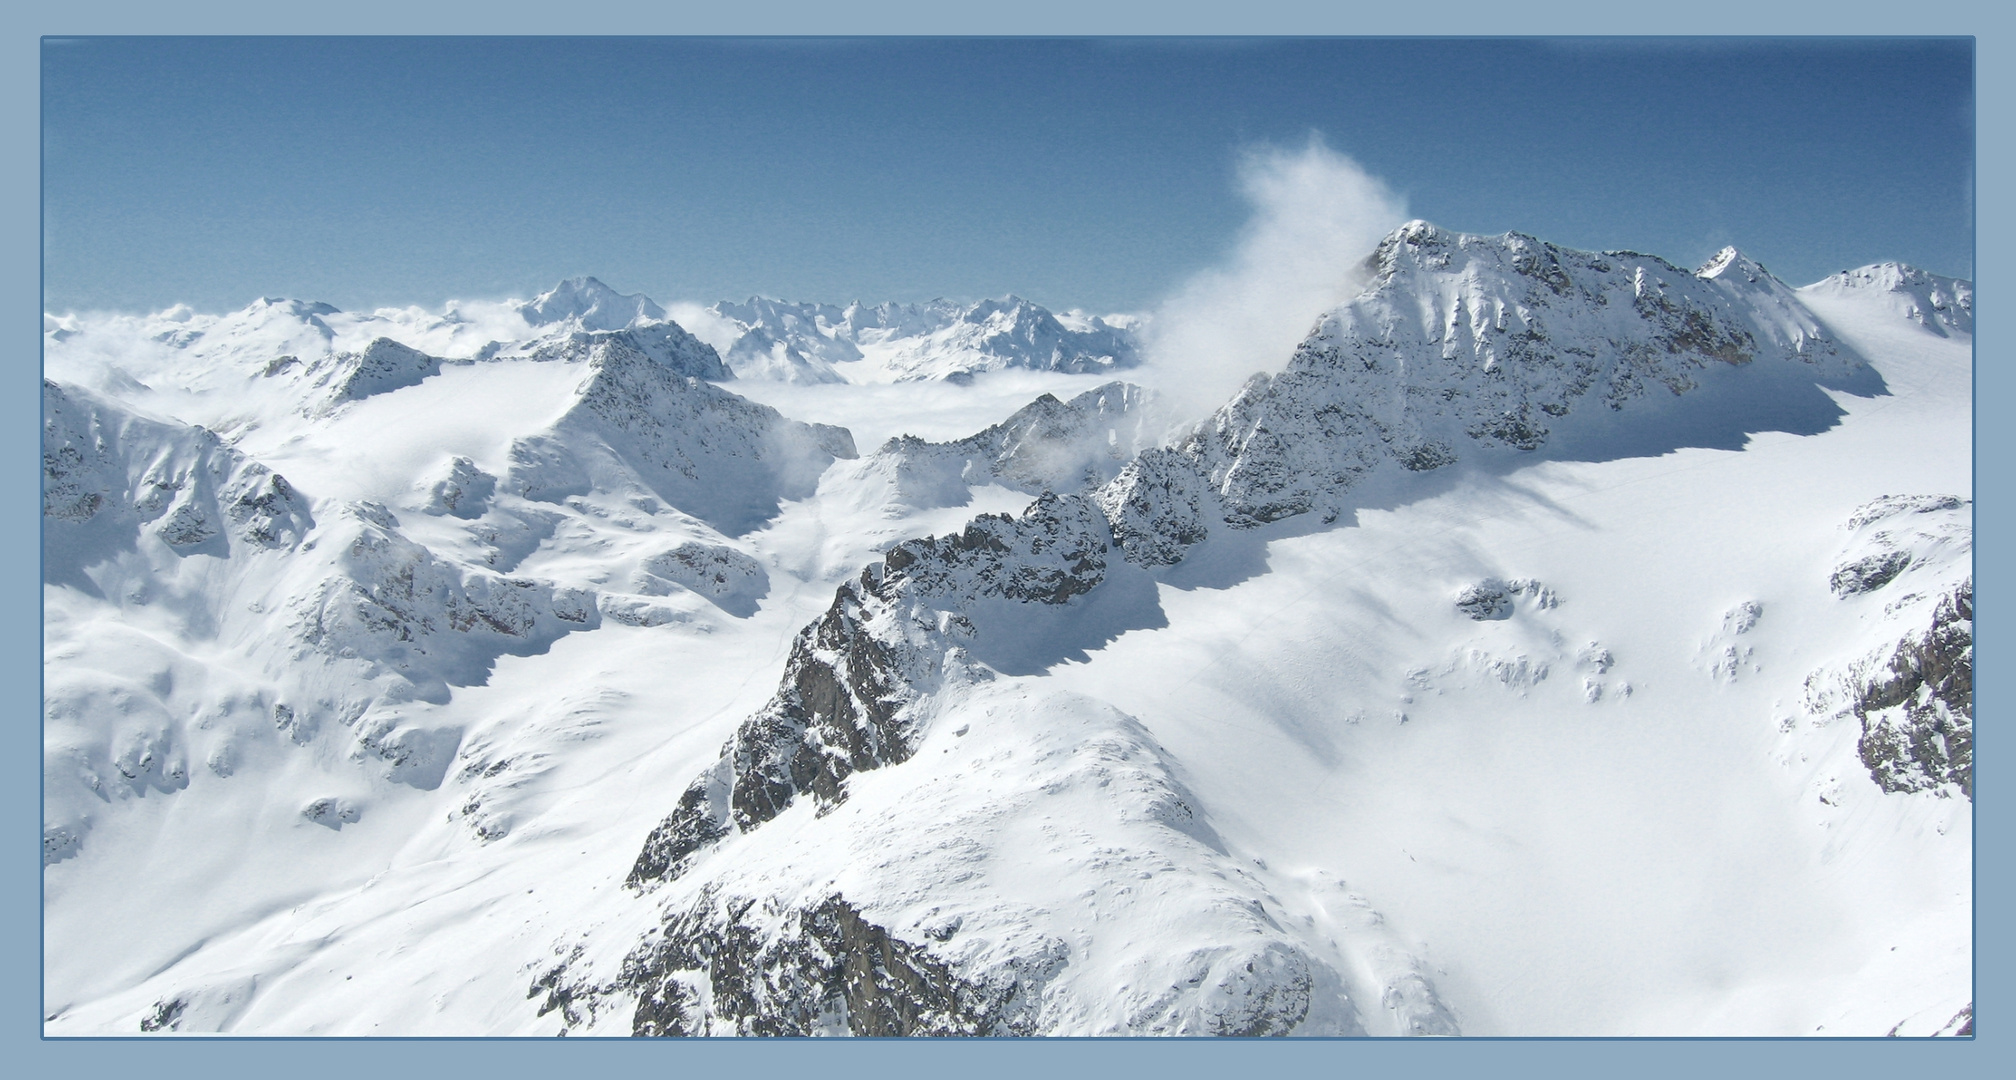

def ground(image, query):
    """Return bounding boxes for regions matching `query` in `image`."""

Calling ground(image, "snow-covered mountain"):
[42,227,1971,1038]
[517,276,669,333]
[706,295,1142,384]
[1799,262,1972,338]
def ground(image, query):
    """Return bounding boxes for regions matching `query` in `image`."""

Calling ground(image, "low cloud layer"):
[1142,136,1408,425]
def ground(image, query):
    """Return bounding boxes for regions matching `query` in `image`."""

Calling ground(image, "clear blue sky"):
[41,36,1973,315]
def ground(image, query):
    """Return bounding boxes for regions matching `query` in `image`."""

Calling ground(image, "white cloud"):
[1142,135,1408,424]
[664,301,745,357]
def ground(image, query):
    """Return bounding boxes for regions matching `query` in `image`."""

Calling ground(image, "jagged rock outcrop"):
[1093,448,1218,567]
[606,890,1054,1036]
[1454,577,1554,621]
[1802,495,1972,799]
[421,456,497,519]
[1854,581,1972,798]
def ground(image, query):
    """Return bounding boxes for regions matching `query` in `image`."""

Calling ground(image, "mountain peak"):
[248,297,342,318]
[1695,246,1777,285]
[519,277,667,332]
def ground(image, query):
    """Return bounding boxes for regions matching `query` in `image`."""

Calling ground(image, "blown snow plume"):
[1143,136,1409,423]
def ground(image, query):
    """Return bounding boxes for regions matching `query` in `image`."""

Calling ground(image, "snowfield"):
[42,229,1970,1037]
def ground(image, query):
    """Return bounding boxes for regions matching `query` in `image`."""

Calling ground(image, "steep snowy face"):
[706,295,1142,383]
[1099,222,1877,554]
[507,336,853,535]
[518,276,668,333]
[1798,262,1973,338]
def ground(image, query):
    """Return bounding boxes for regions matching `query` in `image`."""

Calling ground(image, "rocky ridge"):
[1092,224,1874,559]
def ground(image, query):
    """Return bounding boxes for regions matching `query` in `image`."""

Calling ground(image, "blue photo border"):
[9,3,2003,1078]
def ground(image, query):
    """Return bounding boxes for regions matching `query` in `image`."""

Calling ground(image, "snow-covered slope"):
[42,226,1971,1038]
[707,295,1142,384]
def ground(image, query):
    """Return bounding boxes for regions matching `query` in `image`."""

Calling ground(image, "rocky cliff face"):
[607,890,1055,1036]
[1802,494,1973,799]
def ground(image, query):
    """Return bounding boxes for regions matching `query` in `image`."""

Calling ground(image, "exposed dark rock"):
[301,797,361,829]
[328,337,441,403]
[1830,550,1913,596]
[1854,580,1973,798]
[618,889,1054,1036]
[1455,578,1553,621]
[424,456,496,519]
[1095,448,1216,566]
[225,465,313,548]
[139,998,187,1033]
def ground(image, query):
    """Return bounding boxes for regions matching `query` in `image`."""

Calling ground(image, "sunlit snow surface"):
[42,248,1969,1037]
